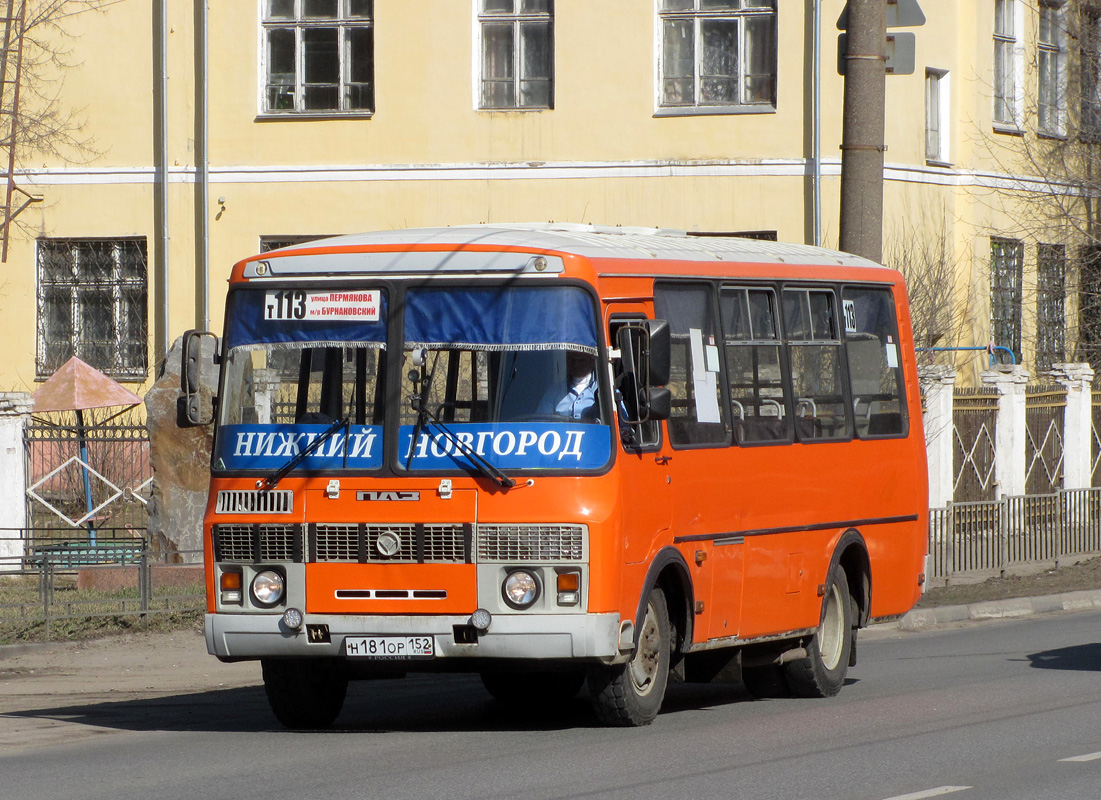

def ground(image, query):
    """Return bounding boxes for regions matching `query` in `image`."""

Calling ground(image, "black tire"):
[261,658,348,729]
[741,664,791,699]
[480,669,586,704]
[588,587,671,727]
[783,565,853,698]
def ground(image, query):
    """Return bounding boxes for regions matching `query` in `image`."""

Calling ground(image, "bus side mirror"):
[644,319,670,387]
[179,329,219,427]
[646,387,671,420]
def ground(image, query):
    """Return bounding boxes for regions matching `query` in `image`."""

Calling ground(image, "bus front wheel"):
[783,565,853,698]
[587,586,671,727]
[261,658,348,729]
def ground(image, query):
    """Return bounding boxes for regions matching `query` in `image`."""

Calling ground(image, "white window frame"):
[258,0,374,118]
[474,0,554,111]
[925,68,950,164]
[1037,0,1067,137]
[655,0,777,117]
[993,0,1024,131]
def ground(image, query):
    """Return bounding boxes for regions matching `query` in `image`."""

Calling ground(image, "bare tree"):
[0,0,107,258]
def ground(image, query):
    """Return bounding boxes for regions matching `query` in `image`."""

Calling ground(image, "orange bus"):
[181,224,928,728]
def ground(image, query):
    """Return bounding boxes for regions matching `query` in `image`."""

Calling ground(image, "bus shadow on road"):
[1026,643,1101,672]
[2,673,810,736]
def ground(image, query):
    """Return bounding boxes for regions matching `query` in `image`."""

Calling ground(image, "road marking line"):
[881,788,972,800]
[1060,752,1101,762]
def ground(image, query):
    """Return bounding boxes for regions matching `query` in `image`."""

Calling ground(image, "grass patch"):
[0,573,205,645]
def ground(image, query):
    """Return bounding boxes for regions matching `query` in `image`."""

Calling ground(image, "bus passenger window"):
[783,288,851,441]
[843,287,908,438]
[654,284,728,446]
[720,287,789,444]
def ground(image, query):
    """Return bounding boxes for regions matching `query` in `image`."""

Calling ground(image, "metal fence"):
[928,488,1101,584]
[1025,385,1065,495]
[23,407,153,543]
[0,532,204,642]
[953,387,999,502]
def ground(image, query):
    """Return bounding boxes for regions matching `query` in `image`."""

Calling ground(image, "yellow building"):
[0,0,1088,391]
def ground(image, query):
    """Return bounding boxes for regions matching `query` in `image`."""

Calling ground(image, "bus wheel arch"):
[833,529,871,629]
[634,546,694,661]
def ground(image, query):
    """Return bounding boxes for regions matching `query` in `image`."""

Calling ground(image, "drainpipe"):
[197,0,210,331]
[812,0,822,247]
[154,0,169,361]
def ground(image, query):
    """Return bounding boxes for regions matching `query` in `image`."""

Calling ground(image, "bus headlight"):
[502,569,540,609]
[251,570,285,607]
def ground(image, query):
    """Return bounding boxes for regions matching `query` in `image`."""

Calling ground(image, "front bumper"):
[205,611,625,663]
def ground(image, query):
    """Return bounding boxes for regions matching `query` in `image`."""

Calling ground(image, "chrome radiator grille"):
[212,523,303,562]
[311,523,468,563]
[477,524,586,562]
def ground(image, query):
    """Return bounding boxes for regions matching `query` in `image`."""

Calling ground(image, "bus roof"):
[247,224,886,278]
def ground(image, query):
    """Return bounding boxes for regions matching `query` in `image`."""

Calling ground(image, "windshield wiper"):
[257,417,350,489]
[417,406,516,489]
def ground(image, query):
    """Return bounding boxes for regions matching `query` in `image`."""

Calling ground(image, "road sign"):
[837,31,916,76]
[837,0,926,30]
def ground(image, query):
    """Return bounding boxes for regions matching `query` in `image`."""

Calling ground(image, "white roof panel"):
[258,224,885,274]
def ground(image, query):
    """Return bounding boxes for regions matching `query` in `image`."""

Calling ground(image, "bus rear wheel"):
[587,586,671,727]
[261,658,348,729]
[783,566,853,698]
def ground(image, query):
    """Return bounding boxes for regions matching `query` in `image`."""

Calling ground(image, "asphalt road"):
[3,611,1101,800]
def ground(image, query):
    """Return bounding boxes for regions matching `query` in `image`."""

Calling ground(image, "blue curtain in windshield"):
[404,287,598,354]
[225,289,388,349]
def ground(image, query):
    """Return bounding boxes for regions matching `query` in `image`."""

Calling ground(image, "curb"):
[894,589,1101,631]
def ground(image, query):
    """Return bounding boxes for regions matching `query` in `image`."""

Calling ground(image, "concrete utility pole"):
[838,0,887,263]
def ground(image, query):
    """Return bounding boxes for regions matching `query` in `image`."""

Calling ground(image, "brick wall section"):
[77,564,204,591]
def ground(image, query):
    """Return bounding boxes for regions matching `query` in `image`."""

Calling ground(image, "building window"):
[925,69,950,163]
[1081,5,1101,140]
[478,0,553,109]
[262,0,373,115]
[1038,1,1066,136]
[658,0,776,112]
[991,237,1024,360]
[993,0,1021,128]
[1036,244,1066,371]
[260,235,332,252]
[1078,246,1101,368]
[36,238,148,380]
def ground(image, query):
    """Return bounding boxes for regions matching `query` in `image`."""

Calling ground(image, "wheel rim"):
[629,601,662,696]
[818,582,845,671]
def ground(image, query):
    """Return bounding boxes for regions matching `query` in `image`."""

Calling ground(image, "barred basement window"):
[478,0,553,109]
[259,234,332,252]
[1036,244,1066,371]
[990,237,1023,361]
[262,0,374,115]
[659,0,776,113]
[36,238,148,380]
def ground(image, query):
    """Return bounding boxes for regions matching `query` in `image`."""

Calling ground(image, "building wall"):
[0,0,1076,392]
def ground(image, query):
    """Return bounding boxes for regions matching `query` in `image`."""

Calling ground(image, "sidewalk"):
[888,588,1101,631]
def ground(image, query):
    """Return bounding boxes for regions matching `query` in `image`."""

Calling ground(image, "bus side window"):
[783,288,852,441]
[720,287,790,444]
[842,287,908,438]
[653,283,728,447]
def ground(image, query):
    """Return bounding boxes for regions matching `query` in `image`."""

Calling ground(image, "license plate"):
[344,635,434,659]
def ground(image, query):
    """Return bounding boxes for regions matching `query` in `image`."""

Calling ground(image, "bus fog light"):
[502,570,540,609]
[251,570,285,607]
[470,608,492,630]
[282,607,304,630]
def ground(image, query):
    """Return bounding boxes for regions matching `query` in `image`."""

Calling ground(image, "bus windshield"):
[213,284,612,475]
